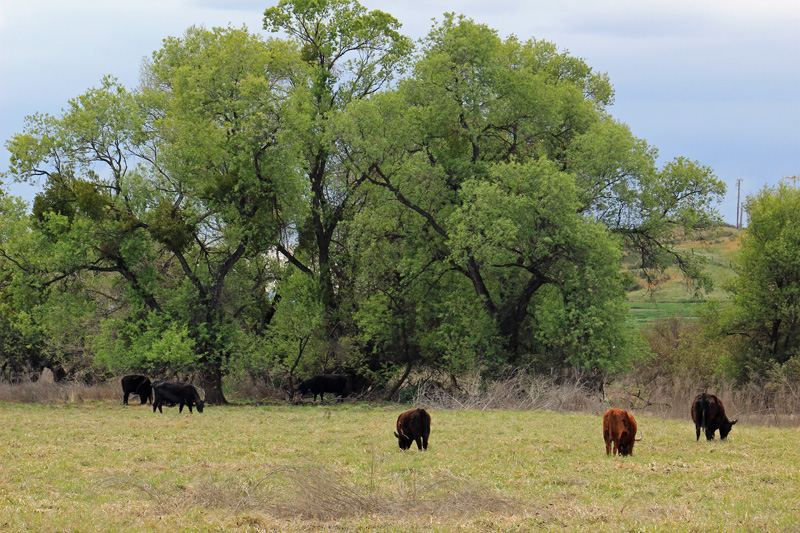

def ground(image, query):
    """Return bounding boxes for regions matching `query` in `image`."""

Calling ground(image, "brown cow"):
[691,392,737,441]
[603,408,641,456]
[394,408,431,450]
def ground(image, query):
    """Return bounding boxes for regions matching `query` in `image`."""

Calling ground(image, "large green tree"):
[720,182,800,375]
[263,0,412,358]
[339,15,724,377]
[2,8,728,395]
[3,27,302,402]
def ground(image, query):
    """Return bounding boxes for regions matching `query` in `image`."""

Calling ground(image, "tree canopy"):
[0,3,727,398]
[719,183,800,376]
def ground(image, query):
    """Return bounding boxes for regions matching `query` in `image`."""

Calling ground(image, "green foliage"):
[93,312,198,373]
[718,183,800,378]
[1,7,727,393]
[264,269,326,377]
[145,201,195,253]
[264,0,412,110]
[641,317,725,384]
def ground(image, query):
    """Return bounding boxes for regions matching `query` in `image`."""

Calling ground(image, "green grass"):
[627,301,702,324]
[0,401,798,531]
[626,230,741,324]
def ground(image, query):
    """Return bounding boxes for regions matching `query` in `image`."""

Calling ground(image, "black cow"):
[296,374,348,403]
[691,392,737,440]
[394,408,431,450]
[152,381,204,414]
[121,375,152,405]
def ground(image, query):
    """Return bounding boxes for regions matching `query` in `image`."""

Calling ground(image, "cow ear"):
[394,432,400,438]
[731,419,738,425]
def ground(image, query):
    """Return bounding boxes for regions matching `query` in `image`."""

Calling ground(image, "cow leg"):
[422,435,428,450]
[179,401,185,413]
[415,437,423,450]
[706,428,715,440]
[605,439,612,455]
[139,394,148,405]
[695,424,701,441]
[123,392,130,405]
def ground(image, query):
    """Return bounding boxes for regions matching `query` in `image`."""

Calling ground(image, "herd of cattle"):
[121,374,736,454]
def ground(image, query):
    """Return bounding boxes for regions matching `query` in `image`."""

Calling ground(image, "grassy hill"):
[625,226,741,324]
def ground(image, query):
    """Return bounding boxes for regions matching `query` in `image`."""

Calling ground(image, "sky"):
[1,0,798,225]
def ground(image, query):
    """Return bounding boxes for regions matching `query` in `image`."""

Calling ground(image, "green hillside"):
[625,226,741,324]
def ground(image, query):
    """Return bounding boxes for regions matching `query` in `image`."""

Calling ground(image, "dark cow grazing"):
[394,408,431,450]
[691,392,737,440]
[121,375,152,405]
[296,374,348,403]
[152,381,204,413]
[603,408,641,456]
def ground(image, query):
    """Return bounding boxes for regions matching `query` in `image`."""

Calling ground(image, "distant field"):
[626,228,740,324]
[0,402,797,531]
[627,301,702,324]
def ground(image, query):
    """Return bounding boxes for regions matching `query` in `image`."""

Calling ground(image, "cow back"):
[153,381,205,413]
[603,408,638,456]
[395,408,431,450]
[691,392,736,439]
[297,374,347,396]
[121,375,152,403]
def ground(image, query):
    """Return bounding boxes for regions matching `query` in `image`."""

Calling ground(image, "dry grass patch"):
[0,379,118,404]
[104,465,516,523]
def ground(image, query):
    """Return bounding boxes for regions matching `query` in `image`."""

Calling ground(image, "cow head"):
[296,380,308,395]
[194,400,205,413]
[618,439,635,456]
[394,431,413,450]
[719,418,737,439]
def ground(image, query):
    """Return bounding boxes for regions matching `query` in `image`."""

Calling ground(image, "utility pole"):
[736,178,742,229]
[784,174,800,188]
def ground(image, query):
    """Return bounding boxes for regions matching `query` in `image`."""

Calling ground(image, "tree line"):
[1,1,794,403]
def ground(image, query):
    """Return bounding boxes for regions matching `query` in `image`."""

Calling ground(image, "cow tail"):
[700,393,708,429]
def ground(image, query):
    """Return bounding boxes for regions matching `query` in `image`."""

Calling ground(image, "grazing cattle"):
[121,375,152,405]
[296,374,348,403]
[152,381,204,414]
[603,408,641,456]
[394,408,431,451]
[691,392,737,440]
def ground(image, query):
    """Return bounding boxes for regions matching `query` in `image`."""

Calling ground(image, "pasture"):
[0,401,798,531]
[625,228,740,324]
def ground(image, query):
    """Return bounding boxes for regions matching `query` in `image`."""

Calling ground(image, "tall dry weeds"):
[413,370,605,413]
[0,379,118,404]
[608,372,800,427]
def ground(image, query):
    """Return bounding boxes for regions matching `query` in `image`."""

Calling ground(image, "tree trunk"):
[386,359,413,401]
[199,368,227,405]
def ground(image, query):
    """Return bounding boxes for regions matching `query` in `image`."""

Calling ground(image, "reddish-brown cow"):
[691,392,737,441]
[394,408,431,450]
[603,408,641,456]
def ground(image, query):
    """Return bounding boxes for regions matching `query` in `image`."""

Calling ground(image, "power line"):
[736,178,742,229]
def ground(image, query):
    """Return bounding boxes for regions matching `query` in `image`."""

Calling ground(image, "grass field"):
[1,401,798,531]
[626,229,741,324]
